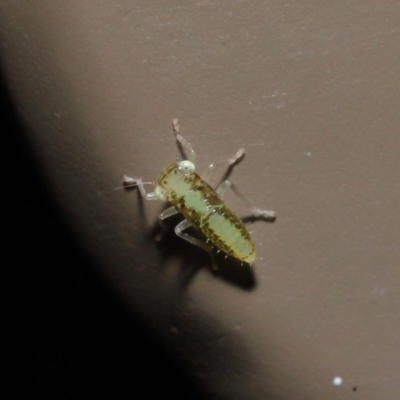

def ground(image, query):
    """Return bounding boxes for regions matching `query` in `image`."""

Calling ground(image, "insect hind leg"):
[216,180,276,221]
[175,219,218,271]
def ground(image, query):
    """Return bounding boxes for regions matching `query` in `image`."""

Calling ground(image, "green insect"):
[124,119,275,270]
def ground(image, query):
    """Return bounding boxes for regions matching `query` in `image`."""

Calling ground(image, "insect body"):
[124,119,275,270]
[156,161,255,263]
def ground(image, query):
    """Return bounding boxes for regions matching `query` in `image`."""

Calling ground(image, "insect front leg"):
[159,206,179,220]
[123,176,158,200]
[175,219,218,271]
[154,206,179,242]
[216,180,276,221]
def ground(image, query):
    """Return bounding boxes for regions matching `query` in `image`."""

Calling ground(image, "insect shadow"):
[124,189,259,288]
[124,165,258,288]
[148,211,258,290]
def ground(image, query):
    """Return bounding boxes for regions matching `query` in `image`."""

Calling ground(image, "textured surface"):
[2,1,400,398]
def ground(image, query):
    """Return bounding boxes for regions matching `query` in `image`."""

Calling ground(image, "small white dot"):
[333,376,343,386]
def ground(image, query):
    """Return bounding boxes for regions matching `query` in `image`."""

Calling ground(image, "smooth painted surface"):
[2,1,400,398]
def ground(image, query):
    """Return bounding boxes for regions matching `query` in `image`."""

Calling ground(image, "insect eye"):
[178,160,195,174]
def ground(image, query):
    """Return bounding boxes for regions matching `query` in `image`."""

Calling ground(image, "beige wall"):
[2,1,400,399]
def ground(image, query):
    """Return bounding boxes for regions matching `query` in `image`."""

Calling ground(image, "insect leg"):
[153,206,179,242]
[175,219,218,271]
[159,206,179,220]
[216,180,276,221]
[201,148,245,181]
[172,118,196,163]
[123,176,158,200]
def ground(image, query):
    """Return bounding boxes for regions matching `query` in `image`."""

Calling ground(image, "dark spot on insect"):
[352,387,357,392]
[204,191,222,206]
[234,220,243,229]
[202,224,231,255]
[177,197,186,209]
[163,180,167,184]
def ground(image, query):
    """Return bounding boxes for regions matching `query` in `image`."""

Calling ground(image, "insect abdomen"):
[200,205,255,263]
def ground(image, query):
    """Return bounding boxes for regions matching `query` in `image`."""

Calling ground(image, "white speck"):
[305,151,312,157]
[333,376,343,386]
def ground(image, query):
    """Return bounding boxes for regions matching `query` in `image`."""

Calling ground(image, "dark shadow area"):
[2,72,205,399]
[148,213,257,290]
